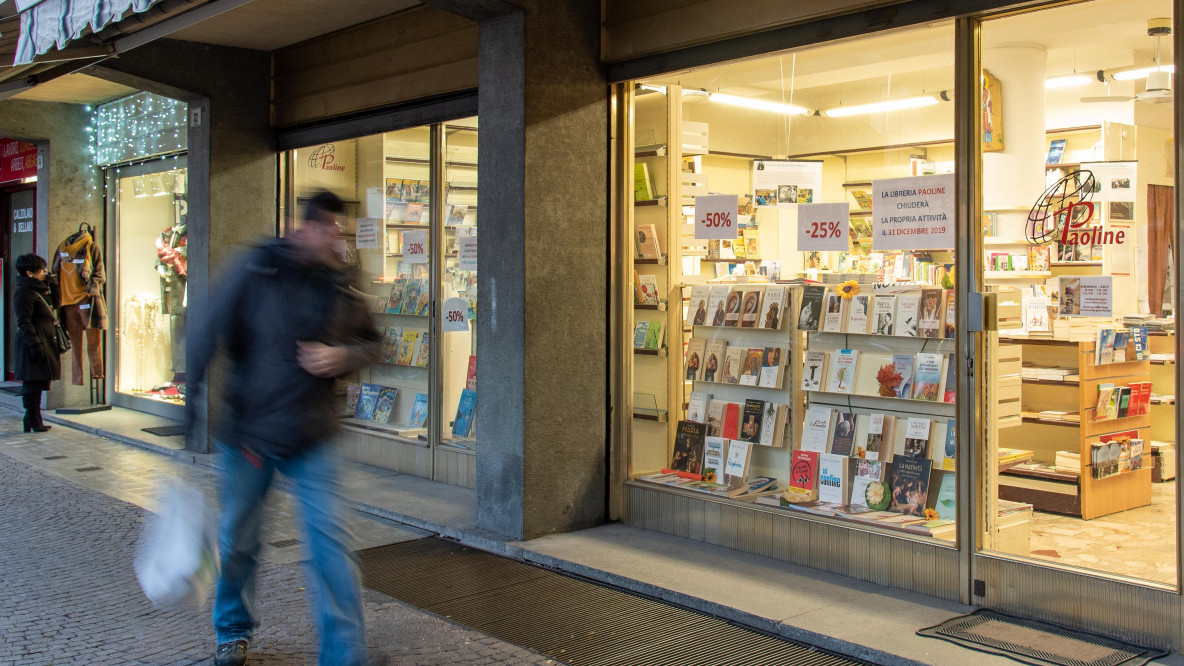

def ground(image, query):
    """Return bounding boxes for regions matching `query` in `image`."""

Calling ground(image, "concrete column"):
[476,0,608,539]
[982,44,1048,219]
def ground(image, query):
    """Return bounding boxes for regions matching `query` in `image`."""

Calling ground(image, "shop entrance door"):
[5,188,35,379]
[970,0,1181,648]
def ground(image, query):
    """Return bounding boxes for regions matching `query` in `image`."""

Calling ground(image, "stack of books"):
[1054,450,1081,474]
[1021,365,1079,382]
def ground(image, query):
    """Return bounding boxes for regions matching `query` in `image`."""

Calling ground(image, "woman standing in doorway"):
[14,253,62,432]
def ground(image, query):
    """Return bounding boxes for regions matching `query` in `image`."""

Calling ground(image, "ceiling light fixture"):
[1045,74,1093,89]
[1111,64,1175,81]
[824,94,941,118]
[709,92,811,116]
[638,84,667,95]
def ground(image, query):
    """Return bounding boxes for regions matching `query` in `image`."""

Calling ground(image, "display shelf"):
[386,155,478,168]
[807,389,957,409]
[448,185,478,192]
[849,210,872,217]
[634,347,668,357]
[635,256,667,265]
[1022,378,1080,386]
[635,143,667,157]
[842,181,873,188]
[634,302,667,311]
[983,237,1029,245]
[1046,162,1082,170]
[985,271,1052,279]
[808,330,956,343]
[1150,358,1176,365]
[635,197,668,207]
[1020,415,1080,427]
[339,417,427,445]
[374,312,428,318]
[387,223,430,230]
[633,410,668,422]
[388,252,457,258]
[693,379,786,391]
[699,257,761,263]
[1052,261,1103,267]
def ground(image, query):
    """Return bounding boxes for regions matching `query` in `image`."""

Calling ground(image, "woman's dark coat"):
[14,275,62,382]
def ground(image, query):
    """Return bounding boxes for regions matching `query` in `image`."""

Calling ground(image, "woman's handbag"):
[35,291,72,355]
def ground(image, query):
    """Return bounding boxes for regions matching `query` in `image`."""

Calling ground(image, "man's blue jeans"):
[212,440,367,665]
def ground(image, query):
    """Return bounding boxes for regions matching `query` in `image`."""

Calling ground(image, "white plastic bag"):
[134,477,220,608]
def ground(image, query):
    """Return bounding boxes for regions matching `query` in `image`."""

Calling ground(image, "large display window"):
[283,117,478,484]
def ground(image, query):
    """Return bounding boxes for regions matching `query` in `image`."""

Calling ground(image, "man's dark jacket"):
[188,240,381,458]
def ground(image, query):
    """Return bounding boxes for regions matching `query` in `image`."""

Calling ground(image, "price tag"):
[458,236,477,271]
[403,229,428,264]
[694,195,739,240]
[442,297,469,332]
[797,203,849,251]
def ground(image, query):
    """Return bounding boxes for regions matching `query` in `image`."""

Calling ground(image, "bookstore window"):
[980,0,1178,586]
[630,23,960,540]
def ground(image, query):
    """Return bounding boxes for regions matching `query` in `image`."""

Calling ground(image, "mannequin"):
[155,201,187,382]
[51,223,107,386]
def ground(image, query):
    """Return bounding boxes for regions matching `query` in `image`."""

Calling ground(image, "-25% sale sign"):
[797,202,849,251]
[694,195,739,240]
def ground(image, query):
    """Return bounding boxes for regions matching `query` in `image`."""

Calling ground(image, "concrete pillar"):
[476,0,608,539]
[982,44,1048,221]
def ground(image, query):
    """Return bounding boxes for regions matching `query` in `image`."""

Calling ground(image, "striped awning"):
[13,0,155,64]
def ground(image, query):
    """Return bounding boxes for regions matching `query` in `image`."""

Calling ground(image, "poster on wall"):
[1058,276,1113,316]
[753,160,823,207]
[1079,161,1137,204]
[797,203,850,251]
[871,174,956,251]
[982,70,1003,152]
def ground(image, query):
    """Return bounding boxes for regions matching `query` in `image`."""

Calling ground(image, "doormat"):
[141,425,185,437]
[360,537,867,666]
[917,609,1169,666]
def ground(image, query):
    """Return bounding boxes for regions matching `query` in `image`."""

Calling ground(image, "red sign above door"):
[0,139,37,184]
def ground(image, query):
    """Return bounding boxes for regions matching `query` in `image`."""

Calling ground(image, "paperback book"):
[739,348,763,386]
[739,399,764,443]
[702,437,728,483]
[800,406,833,453]
[798,286,825,332]
[788,450,820,501]
[862,413,895,462]
[759,285,787,330]
[829,411,857,456]
[889,456,933,517]
[739,288,763,328]
[817,454,850,505]
[917,288,944,338]
[453,388,477,438]
[722,347,744,384]
[687,391,709,423]
[707,286,730,326]
[889,354,914,399]
[822,293,846,333]
[684,339,706,381]
[896,292,921,337]
[902,417,932,458]
[672,420,707,474]
[724,439,751,485]
[722,290,743,327]
[409,393,429,427]
[846,294,871,334]
[688,285,711,325]
[801,351,828,391]
[873,294,896,335]
[758,347,784,389]
[355,383,381,420]
[371,387,398,424]
[826,349,859,394]
[912,353,944,401]
[703,340,726,383]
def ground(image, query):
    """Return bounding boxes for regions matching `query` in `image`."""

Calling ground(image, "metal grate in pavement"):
[359,537,865,666]
[43,455,67,460]
[74,466,102,472]
[269,538,300,549]
[141,425,186,437]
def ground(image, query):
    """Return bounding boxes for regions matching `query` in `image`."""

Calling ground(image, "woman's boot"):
[22,392,49,433]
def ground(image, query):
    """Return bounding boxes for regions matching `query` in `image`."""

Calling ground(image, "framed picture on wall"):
[982,70,1004,152]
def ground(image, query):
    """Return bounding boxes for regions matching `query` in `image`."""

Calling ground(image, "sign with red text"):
[403,229,428,264]
[442,297,469,332]
[872,174,955,251]
[797,203,849,251]
[0,139,36,184]
[355,218,378,249]
[694,194,739,240]
[458,236,477,271]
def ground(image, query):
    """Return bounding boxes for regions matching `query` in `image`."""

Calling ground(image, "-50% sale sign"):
[694,195,739,240]
[797,202,849,251]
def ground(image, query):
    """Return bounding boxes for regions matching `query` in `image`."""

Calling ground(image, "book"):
[371,387,398,424]
[402,279,422,316]
[354,383,381,420]
[912,352,944,401]
[634,162,655,201]
[801,351,828,391]
[873,294,896,335]
[688,285,711,325]
[644,321,665,350]
[797,285,825,332]
[722,289,744,327]
[863,413,895,462]
[742,226,760,259]
[636,224,661,259]
[724,439,751,484]
[933,471,956,520]
[758,285,787,330]
[1117,386,1132,418]
[703,340,726,383]
[845,294,871,334]
[850,459,885,508]
[345,384,362,413]
[1094,383,1115,421]
[942,289,956,339]
[850,189,873,210]
[788,450,820,501]
[672,420,708,474]
[902,417,933,458]
[739,399,764,443]
[687,391,709,423]
[684,338,706,381]
[758,402,783,447]
[635,274,660,305]
[380,327,402,364]
[707,286,730,326]
[800,406,833,453]
[452,388,476,437]
[943,355,957,403]
[1132,326,1149,360]
[701,437,728,483]
[739,288,763,328]
[917,288,945,338]
[822,292,846,333]
[397,332,418,365]
[385,279,407,314]
[412,332,430,367]
[826,349,859,394]
[739,348,763,386]
[721,347,745,384]
[818,454,850,504]
[632,321,650,349]
[939,419,957,470]
[1095,327,1116,365]
[890,456,933,517]
[466,356,477,391]
[722,402,741,440]
[889,354,914,399]
[414,278,431,316]
[829,411,858,456]
[706,400,726,437]
[1028,245,1051,272]
[446,204,468,226]
[896,292,921,337]
[409,393,429,427]
[758,347,784,389]
[1046,138,1066,165]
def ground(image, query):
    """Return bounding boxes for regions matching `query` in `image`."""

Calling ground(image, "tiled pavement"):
[0,413,556,665]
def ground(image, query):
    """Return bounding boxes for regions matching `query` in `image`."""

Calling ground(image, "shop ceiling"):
[0,0,420,103]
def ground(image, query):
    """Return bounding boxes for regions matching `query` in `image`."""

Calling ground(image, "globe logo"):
[1026,170,1097,245]
[307,144,345,171]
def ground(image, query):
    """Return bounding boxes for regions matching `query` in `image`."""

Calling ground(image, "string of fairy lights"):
[86,91,188,200]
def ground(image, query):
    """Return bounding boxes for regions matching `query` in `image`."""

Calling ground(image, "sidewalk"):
[9,396,1181,665]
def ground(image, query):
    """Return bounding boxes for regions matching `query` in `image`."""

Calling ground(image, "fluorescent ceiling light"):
[709,92,811,116]
[1045,74,1092,89]
[824,95,940,118]
[638,84,667,94]
[1112,64,1175,81]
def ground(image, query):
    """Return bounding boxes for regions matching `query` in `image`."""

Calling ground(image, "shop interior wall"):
[0,100,104,409]
[271,5,479,128]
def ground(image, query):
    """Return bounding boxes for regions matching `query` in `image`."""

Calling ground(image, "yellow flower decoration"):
[838,280,860,299]
[924,508,939,521]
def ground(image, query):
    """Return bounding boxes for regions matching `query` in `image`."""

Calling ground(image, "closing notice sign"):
[872,174,955,251]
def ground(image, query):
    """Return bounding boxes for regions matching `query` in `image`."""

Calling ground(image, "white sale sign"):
[403,229,428,264]
[442,297,469,332]
[458,236,477,270]
[872,174,955,251]
[797,203,849,251]
[694,195,739,240]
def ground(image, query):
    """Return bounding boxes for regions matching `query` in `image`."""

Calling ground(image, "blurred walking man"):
[188,191,382,666]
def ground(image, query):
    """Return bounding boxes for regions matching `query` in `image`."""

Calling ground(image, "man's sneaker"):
[214,639,249,666]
